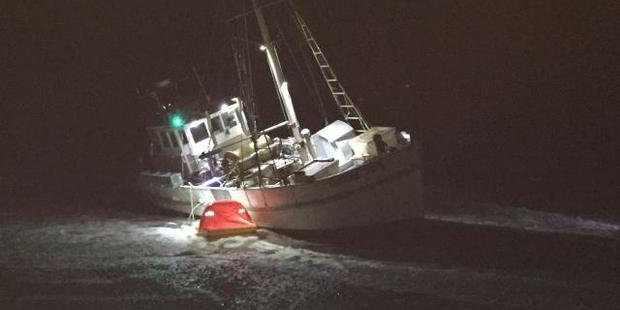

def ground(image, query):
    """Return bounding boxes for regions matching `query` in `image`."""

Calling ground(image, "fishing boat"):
[137,0,424,230]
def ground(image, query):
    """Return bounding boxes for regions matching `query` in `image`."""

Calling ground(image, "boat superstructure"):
[137,0,424,230]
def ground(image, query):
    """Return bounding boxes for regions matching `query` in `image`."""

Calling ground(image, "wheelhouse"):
[145,102,250,176]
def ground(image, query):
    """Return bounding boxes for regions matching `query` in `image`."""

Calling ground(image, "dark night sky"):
[3,0,619,208]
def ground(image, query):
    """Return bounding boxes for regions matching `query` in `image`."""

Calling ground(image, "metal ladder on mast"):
[291,9,370,133]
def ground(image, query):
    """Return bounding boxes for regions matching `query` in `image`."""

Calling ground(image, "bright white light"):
[400,131,411,142]
[237,208,246,214]
[231,97,240,104]
[220,103,229,112]
[259,45,267,51]
[205,210,215,217]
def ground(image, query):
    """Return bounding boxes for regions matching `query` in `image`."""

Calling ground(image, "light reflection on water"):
[152,220,200,242]
[1,202,619,309]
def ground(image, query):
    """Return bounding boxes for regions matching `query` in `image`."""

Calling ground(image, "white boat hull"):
[139,145,424,230]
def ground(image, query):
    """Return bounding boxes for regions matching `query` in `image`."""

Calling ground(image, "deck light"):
[204,210,215,217]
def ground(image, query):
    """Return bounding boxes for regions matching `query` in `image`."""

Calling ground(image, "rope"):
[188,181,195,221]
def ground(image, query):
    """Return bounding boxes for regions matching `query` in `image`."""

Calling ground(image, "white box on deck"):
[311,120,355,167]
[348,127,399,158]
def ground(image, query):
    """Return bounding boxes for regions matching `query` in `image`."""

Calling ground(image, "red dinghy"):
[198,200,257,238]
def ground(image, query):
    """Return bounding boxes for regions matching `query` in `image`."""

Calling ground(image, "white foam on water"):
[2,197,619,309]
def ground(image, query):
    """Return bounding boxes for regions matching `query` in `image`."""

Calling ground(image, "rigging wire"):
[228,1,307,186]
[275,17,329,127]
[242,0,257,132]
[229,1,267,187]
[241,2,264,188]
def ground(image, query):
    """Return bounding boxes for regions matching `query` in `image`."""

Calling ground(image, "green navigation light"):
[171,114,185,128]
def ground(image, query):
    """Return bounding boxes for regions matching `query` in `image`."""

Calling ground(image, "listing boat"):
[137,0,424,230]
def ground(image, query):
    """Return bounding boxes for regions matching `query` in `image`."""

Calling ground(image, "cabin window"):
[159,131,171,148]
[190,123,209,143]
[222,111,237,129]
[180,130,188,145]
[169,131,179,147]
[211,116,223,133]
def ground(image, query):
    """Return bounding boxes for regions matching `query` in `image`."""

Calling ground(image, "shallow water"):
[1,192,619,309]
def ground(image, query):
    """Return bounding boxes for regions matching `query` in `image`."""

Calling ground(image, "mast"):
[252,0,302,142]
